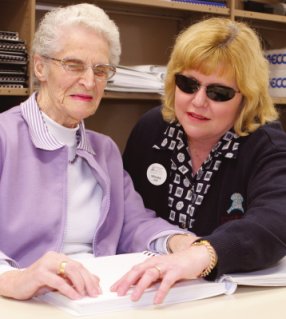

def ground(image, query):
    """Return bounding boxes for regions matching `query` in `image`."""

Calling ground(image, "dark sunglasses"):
[175,73,239,102]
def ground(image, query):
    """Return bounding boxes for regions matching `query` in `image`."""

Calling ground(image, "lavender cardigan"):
[0,94,180,268]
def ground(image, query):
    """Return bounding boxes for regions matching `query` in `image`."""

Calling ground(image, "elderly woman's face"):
[35,26,111,128]
[174,68,243,145]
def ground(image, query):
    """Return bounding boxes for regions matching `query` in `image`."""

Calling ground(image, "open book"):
[35,252,286,316]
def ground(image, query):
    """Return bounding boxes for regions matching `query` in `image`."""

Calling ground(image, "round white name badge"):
[147,163,167,186]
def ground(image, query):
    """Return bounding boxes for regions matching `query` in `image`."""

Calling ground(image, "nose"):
[79,67,96,89]
[191,86,208,108]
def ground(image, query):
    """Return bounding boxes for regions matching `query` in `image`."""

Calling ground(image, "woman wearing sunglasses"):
[114,17,286,303]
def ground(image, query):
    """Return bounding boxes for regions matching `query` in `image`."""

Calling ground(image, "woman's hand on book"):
[0,251,101,300]
[110,247,210,304]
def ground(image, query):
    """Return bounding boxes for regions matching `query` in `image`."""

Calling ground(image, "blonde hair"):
[162,17,278,136]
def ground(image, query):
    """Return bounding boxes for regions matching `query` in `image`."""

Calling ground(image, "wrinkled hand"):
[111,246,210,304]
[0,251,101,300]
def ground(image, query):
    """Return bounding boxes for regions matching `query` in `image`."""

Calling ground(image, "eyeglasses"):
[175,73,240,102]
[42,56,116,81]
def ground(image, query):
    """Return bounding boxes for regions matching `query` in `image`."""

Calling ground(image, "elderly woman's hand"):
[111,246,211,305]
[0,251,101,300]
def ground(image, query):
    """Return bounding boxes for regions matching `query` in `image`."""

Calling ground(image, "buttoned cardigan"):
[0,95,181,268]
[123,106,286,278]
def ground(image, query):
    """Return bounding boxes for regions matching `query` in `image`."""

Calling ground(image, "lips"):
[188,112,209,121]
[71,94,93,101]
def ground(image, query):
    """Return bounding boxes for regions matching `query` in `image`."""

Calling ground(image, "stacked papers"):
[106,65,166,94]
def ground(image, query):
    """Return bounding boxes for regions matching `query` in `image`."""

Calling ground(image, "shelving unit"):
[1,0,286,150]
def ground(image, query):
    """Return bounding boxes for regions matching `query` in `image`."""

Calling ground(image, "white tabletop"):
[1,286,286,319]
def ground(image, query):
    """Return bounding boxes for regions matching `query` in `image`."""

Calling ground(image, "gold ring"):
[58,261,68,276]
[154,265,162,278]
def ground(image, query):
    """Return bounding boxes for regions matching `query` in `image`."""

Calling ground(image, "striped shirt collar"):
[20,92,95,155]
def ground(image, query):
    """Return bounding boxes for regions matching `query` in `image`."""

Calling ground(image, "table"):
[1,286,285,319]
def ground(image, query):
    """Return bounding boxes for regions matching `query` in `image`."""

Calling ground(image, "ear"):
[33,54,48,81]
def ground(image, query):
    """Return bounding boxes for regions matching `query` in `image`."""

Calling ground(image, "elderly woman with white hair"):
[0,3,195,300]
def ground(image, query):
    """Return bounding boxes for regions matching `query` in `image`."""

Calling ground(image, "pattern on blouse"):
[154,122,240,230]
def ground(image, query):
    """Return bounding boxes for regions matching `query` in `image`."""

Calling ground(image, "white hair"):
[32,3,121,65]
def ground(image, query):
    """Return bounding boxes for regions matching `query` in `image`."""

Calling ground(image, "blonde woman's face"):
[174,68,243,146]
